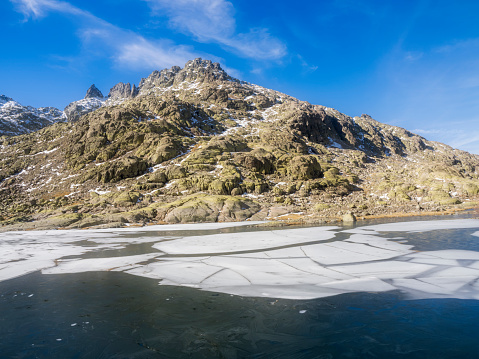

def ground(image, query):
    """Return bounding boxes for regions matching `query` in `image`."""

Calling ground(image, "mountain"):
[64,82,142,122]
[64,84,106,122]
[0,58,478,231]
[0,95,66,136]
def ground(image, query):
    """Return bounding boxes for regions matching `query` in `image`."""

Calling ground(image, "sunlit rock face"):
[3,219,479,300]
[2,58,479,231]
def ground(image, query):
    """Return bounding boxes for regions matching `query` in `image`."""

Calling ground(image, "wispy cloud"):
[412,129,442,135]
[11,0,287,74]
[146,0,236,41]
[297,54,318,73]
[11,0,84,19]
[144,0,287,60]
[434,38,479,54]
[404,51,423,62]
[10,0,201,70]
[375,33,479,138]
[449,132,479,152]
[412,127,479,155]
[116,39,200,70]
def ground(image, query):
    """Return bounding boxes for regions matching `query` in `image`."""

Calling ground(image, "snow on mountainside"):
[1,58,479,231]
[0,95,66,136]
[63,84,106,122]
[64,97,106,122]
[0,59,276,135]
[64,83,140,121]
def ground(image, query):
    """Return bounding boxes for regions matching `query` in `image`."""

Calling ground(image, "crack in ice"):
[2,220,479,299]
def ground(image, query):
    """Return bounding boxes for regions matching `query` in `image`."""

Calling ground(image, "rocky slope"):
[0,95,66,136]
[1,58,478,230]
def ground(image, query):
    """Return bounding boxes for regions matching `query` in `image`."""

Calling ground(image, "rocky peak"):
[183,58,225,73]
[357,114,378,124]
[108,82,139,100]
[3,57,479,231]
[138,58,234,91]
[174,58,232,85]
[64,85,106,122]
[0,95,14,105]
[85,84,104,99]
[138,66,181,90]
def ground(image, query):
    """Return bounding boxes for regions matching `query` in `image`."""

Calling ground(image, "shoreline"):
[1,204,477,233]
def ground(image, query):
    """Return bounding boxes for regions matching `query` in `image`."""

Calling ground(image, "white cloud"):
[404,51,423,62]
[147,0,236,41]
[10,0,200,70]
[297,54,318,73]
[11,0,286,74]
[412,129,442,135]
[229,28,286,60]
[412,128,479,155]
[11,0,84,19]
[446,132,479,155]
[434,38,479,55]
[117,39,199,70]
[11,0,48,18]
[144,0,287,60]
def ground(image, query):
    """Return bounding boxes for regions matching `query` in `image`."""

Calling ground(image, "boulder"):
[342,212,357,223]
[98,156,148,183]
[288,155,322,180]
[164,195,260,223]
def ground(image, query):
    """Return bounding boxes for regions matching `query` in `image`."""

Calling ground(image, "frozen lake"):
[2,215,479,357]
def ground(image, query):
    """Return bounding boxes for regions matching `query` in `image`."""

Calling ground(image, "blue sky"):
[2,0,479,154]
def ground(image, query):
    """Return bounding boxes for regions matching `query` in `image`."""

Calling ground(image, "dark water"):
[2,271,479,359]
[2,215,479,359]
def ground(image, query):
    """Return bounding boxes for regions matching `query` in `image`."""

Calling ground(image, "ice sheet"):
[201,256,324,286]
[110,221,267,232]
[345,234,415,251]
[343,219,479,234]
[392,278,461,295]
[126,260,223,285]
[408,258,460,266]
[0,258,56,282]
[199,284,346,300]
[301,241,409,265]
[423,266,479,278]
[405,250,479,261]
[2,219,479,300]
[329,261,433,279]
[318,277,396,292]
[418,276,477,293]
[42,254,159,274]
[153,227,338,255]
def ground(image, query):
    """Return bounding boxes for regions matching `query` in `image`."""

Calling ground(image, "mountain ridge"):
[0,58,478,231]
[0,95,66,137]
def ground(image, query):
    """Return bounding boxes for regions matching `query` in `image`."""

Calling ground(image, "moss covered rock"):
[163,194,260,223]
[114,191,141,206]
[97,156,148,183]
[288,155,322,180]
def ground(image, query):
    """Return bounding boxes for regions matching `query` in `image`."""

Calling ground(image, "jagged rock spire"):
[108,82,139,99]
[85,84,104,99]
